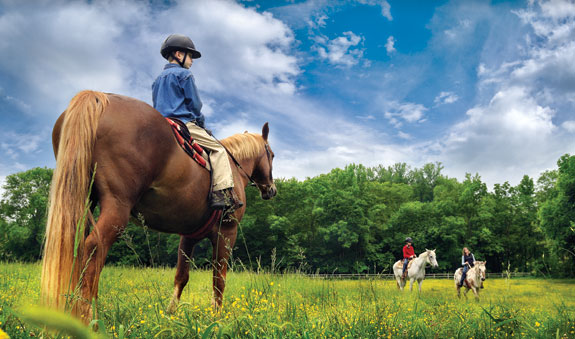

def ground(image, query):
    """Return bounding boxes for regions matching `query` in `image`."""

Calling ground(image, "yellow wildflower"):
[0,328,9,339]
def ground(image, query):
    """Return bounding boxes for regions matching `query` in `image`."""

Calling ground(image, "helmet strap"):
[172,51,187,68]
[181,52,188,68]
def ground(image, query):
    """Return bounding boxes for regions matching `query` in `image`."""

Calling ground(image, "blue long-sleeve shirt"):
[152,63,204,126]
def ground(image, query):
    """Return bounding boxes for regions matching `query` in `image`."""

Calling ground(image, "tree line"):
[0,154,573,276]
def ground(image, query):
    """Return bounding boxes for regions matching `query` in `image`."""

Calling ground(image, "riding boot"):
[210,188,244,210]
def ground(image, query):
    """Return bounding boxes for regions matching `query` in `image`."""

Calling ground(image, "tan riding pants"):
[185,122,234,191]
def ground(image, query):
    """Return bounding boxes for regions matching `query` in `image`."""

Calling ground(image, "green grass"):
[1,262,574,338]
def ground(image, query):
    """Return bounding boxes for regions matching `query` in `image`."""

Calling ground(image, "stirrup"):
[209,188,243,210]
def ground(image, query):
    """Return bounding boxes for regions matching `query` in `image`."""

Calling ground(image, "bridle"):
[478,265,486,281]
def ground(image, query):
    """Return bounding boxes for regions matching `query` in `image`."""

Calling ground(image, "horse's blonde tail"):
[41,90,109,312]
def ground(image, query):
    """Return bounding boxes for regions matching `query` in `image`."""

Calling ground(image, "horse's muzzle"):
[260,184,277,200]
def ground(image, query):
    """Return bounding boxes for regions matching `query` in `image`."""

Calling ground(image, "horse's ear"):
[262,122,269,141]
[426,248,429,251]
[433,249,436,252]
[244,130,248,134]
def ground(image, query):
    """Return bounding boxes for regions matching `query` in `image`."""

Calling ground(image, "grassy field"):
[0,262,574,338]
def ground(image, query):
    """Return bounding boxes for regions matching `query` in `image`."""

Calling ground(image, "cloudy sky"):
[0,0,574,192]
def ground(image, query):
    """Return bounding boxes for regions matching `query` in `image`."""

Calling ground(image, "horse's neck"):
[471,266,481,283]
[412,253,427,271]
[236,158,255,186]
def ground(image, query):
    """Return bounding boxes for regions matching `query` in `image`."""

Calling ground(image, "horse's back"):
[93,94,177,198]
[53,93,175,170]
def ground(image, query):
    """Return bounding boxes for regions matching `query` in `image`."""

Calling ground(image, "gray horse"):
[454,261,487,300]
[393,249,439,292]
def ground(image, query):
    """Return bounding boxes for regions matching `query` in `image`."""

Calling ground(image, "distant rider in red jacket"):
[402,237,416,279]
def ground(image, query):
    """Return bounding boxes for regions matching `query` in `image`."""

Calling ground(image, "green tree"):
[539,154,575,276]
[411,162,444,202]
[0,167,52,261]
[535,169,558,206]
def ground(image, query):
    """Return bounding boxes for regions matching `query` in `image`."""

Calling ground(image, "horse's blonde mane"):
[220,132,266,161]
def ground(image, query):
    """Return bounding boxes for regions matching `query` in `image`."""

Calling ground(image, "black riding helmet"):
[405,237,413,243]
[161,34,202,60]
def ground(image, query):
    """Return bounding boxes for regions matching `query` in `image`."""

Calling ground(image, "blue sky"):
[0,0,574,194]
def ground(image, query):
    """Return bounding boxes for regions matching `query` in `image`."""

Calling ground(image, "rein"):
[213,135,272,188]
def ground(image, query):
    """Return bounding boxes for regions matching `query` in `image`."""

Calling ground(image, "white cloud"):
[384,102,427,127]
[314,14,329,28]
[504,1,575,99]
[1,131,46,159]
[562,120,575,132]
[509,42,575,94]
[397,131,411,140]
[434,91,459,105]
[385,36,396,55]
[0,1,128,109]
[539,0,575,19]
[438,86,564,186]
[444,19,473,40]
[316,31,364,67]
[356,0,392,21]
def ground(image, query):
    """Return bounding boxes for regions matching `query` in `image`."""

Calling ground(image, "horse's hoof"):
[166,299,178,314]
[211,298,223,312]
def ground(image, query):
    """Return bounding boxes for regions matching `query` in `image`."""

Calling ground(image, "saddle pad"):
[395,260,414,270]
[166,117,209,168]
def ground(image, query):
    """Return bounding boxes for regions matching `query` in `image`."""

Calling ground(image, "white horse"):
[454,261,487,300]
[393,249,439,292]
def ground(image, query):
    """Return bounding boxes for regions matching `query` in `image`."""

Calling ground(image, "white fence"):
[305,272,532,280]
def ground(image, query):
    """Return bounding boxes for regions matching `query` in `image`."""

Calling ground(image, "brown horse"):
[41,90,276,320]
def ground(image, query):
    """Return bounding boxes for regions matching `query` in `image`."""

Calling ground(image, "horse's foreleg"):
[210,224,237,310]
[79,205,129,323]
[418,279,423,293]
[409,278,414,292]
[395,275,403,290]
[167,236,199,314]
